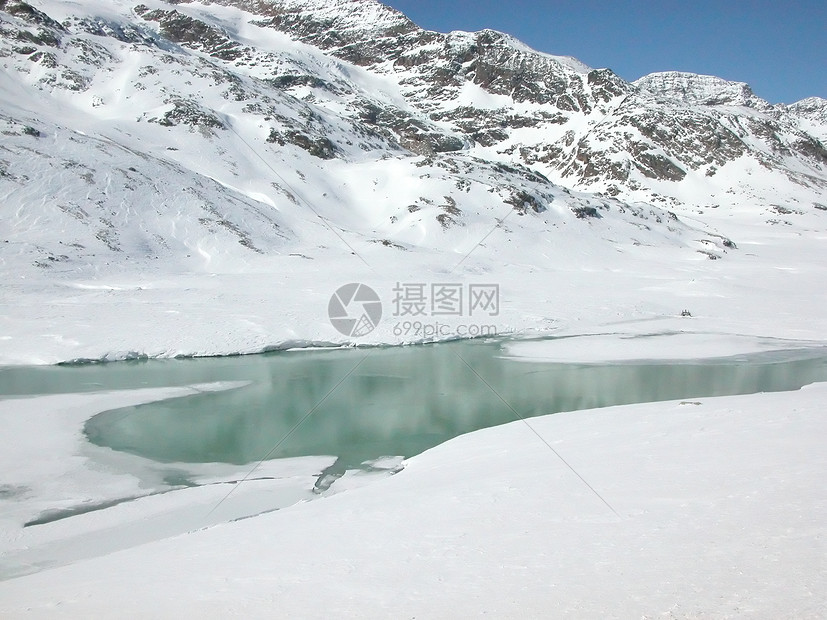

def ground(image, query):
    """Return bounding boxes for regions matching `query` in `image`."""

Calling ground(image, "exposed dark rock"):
[572,206,600,219]
[436,213,458,229]
[793,138,827,165]
[139,8,243,60]
[155,99,225,130]
[355,102,465,155]
[371,239,407,250]
[28,50,57,67]
[1,0,65,30]
[634,152,687,181]
[267,74,333,91]
[268,129,337,159]
[505,190,545,215]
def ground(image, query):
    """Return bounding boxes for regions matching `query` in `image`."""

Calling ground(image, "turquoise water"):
[2,339,826,469]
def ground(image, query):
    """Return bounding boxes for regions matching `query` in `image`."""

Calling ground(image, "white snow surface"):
[503,332,827,364]
[0,383,825,617]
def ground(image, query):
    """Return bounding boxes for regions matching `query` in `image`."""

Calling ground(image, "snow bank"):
[503,332,827,363]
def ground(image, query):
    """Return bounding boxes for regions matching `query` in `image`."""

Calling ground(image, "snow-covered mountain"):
[1,0,826,362]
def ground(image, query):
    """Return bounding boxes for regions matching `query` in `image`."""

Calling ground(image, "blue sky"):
[383,0,826,104]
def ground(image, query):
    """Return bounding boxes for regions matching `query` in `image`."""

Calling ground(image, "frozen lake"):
[2,336,827,582]
[3,338,826,474]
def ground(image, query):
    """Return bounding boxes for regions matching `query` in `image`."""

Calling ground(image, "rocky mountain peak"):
[788,96,827,122]
[208,0,421,64]
[206,0,625,111]
[634,71,770,109]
